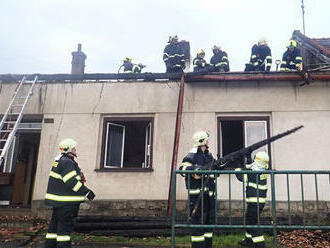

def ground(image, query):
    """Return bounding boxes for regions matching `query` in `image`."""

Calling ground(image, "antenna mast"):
[301,0,306,34]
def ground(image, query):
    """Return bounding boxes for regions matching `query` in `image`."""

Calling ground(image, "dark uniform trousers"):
[189,192,215,248]
[45,204,80,248]
[166,67,183,73]
[245,203,265,248]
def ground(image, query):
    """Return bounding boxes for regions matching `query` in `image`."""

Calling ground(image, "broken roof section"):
[292,30,330,71]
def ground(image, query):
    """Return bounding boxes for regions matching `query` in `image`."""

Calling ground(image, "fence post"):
[270,172,278,247]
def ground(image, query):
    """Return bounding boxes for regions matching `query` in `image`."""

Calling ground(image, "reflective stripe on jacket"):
[45,154,90,207]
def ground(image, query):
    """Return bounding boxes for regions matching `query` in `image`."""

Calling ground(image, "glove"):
[86,190,95,201]
[80,171,86,183]
[246,152,253,164]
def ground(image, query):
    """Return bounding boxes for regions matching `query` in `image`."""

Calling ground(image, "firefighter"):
[280,40,303,72]
[210,45,230,72]
[245,37,272,72]
[122,57,146,73]
[45,138,95,248]
[235,151,269,248]
[193,49,211,72]
[178,131,215,248]
[163,35,185,73]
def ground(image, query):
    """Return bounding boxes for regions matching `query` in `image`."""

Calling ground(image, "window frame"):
[99,117,154,172]
[217,116,272,168]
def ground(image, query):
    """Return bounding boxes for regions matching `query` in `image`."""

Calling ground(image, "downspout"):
[167,74,185,217]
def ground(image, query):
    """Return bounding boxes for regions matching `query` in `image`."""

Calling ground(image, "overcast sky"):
[1,0,329,74]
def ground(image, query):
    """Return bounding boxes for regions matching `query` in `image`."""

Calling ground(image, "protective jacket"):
[179,147,215,197]
[235,166,267,204]
[123,62,143,73]
[45,154,90,207]
[280,48,303,71]
[193,57,210,72]
[163,43,185,71]
[210,51,229,72]
[247,44,272,71]
[123,61,134,73]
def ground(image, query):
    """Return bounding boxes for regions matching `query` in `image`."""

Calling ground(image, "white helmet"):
[246,151,269,170]
[258,37,268,46]
[192,131,209,147]
[59,138,77,154]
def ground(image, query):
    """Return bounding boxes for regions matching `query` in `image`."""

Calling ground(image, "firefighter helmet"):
[286,40,297,48]
[197,49,205,56]
[255,151,269,163]
[59,138,77,154]
[192,131,209,147]
[213,45,221,51]
[258,37,268,46]
[124,57,132,63]
[246,151,269,170]
[170,35,178,42]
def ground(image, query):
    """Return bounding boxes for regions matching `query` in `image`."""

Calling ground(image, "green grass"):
[71,233,276,247]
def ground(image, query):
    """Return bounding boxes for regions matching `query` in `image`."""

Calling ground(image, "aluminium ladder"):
[0,76,38,171]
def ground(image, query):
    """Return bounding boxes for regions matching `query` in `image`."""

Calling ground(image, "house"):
[0,31,329,219]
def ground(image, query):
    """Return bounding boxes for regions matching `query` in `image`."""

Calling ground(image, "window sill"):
[95,168,154,173]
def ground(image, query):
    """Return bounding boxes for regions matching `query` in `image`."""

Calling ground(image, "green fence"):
[171,170,330,247]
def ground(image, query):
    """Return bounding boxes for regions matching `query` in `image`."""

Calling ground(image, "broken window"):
[102,118,153,170]
[218,117,271,167]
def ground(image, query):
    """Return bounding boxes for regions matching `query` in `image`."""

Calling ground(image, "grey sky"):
[1,0,329,74]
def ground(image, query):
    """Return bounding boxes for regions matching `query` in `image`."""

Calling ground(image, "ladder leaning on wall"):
[0,76,38,171]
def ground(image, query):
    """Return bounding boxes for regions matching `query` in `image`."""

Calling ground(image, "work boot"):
[254,242,265,248]
[238,238,254,247]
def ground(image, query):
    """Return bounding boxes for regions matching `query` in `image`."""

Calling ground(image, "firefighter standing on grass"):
[235,151,269,248]
[179,131,216,248]
[45,138,95,248]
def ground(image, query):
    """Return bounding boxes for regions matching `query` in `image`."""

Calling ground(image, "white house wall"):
[0,80,329,203]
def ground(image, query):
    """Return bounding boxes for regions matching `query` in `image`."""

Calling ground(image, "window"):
[101,118,153,171]
[217,117,271,167]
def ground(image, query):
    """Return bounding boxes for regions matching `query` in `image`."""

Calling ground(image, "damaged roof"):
[292,30,330,62]
[312,38,330,51]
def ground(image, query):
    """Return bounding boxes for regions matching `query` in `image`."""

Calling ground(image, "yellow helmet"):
[192,131,209,147]
[254,151,269,169]
[258,37,268,46]
[246,151,269,170]
[124,57,132,62]
[286,40,297,48]
[59,138,77,154]
[197,49,205,56]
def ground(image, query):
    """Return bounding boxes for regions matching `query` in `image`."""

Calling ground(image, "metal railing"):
[171,170,330,247]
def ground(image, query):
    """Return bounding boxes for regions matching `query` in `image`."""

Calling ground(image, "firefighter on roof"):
[280,40,303,72]
[235,151,269,248]
[45,138,95,248]
[179,131,216,248]
[210,45,230,72]
[122,57,146,73]
[163,35,185,73]
[245,37,272,72]
[193,49,211,72]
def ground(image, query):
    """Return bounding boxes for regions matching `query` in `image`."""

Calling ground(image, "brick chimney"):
[71,44,87,74]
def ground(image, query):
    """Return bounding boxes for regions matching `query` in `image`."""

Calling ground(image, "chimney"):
[71,43,87,75]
